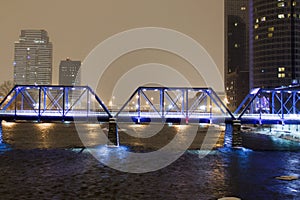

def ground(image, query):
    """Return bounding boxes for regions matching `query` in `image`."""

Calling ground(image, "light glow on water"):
[2,121,16,128]
[86,123,101,128]
[35,123,54,131]
[173,125,188,130]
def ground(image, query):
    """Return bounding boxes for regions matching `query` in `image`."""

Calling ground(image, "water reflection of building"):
[225,0,250,111]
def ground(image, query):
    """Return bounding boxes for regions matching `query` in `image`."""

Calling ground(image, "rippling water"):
[0,121,300,199]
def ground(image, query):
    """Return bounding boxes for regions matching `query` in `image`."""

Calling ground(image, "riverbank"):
[241,124,300,146]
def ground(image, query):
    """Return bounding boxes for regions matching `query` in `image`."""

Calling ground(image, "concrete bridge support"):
[225,120,242,148]
[107,118,119,147]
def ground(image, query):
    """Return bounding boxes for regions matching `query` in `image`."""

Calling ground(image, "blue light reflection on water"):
[1,122,300,199]
[71,144,300,199]
[0,122,11,153]
[217,147,300,199]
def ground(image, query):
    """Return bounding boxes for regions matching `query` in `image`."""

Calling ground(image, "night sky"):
[0,0,223,85]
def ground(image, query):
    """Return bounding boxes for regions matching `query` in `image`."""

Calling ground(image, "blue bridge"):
[235,86,300,124]
[0,85,300,125]
[0,85,112,122]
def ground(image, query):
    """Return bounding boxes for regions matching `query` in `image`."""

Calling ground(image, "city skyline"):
[0,0,224,86]
[14,30,53,85]
[253,0,300,87]
[225,0,249,110]
[59,58,81,85]
[225,0,300,109]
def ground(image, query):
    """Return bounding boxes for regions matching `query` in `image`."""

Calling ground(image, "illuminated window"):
[293,1,297,6]
[261,17,266,21]
[277,2,285,7]
[278,67,285,72]
[255,24,259,29]
[268,27,274,32]
[268,33,273,38]
[278,73,285,78]
[255,35,259,40]
[278,14,285,18]
[241,6,246,10]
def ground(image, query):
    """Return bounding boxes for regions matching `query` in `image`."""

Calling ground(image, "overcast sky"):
[0,0,224,86]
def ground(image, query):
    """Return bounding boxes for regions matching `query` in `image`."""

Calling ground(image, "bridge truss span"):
[116,87,234,124]
[0,85,111,122]
[234,86,300,124]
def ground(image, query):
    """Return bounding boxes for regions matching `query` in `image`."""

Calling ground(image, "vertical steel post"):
[65,87,69,110]
[281,92,284,122]
[14,90,17,119]
[21,91,24,110]
[137,89,141,123]
[62,87,65,121]
[272,91,275,114]
[209,90,212,123]
[43,87,47,113]
[293,91,296,114]
[38,87,41,121]
[181,89,185,116]
[186,89,189,123]
[259,95,262,124]
[160,88,164,119]
[86,88,90,121]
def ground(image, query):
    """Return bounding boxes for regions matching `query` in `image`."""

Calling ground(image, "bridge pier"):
[225,120,242,148]
[107,118,119,147]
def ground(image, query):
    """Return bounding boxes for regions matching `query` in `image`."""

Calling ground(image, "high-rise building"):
[225,0,250,111]
[252,0,300,88]
[59,58,81,85]
[14,30,53,85]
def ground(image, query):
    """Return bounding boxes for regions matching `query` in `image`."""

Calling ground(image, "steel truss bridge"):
[0,85,300,125]
[235,86,300,124]
[0,85,111,122]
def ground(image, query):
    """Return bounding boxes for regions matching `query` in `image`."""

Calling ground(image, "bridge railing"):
[234,86,300,124]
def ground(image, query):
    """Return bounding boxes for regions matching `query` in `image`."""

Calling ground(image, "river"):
[0,121,299,199]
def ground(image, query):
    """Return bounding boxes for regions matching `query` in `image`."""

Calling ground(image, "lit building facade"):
[225,0,250,111]
[59,58,81,85]
[14,30,53,85]
[252,0,300,88]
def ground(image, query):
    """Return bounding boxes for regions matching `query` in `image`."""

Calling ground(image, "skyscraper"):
[225,0,250,110]
[252,0,300,88]
[59,58,81,85]
[14,30,52,85]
